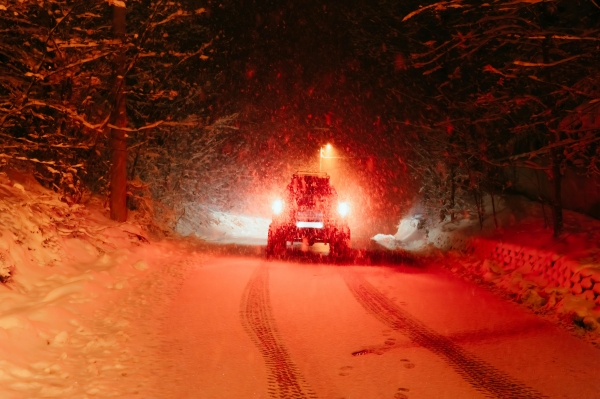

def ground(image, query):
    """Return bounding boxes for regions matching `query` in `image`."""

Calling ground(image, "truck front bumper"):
[270,222,348,244]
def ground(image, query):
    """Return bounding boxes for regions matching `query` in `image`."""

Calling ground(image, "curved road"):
[156,253,600,399]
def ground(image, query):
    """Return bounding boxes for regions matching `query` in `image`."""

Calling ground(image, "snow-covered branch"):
[106,120,201,132]
[402,1,464,22]
[513,55,582,67]
[44,51,112,77]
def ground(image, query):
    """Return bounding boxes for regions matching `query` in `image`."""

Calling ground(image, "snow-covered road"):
[152,255,600,399]
[3,177,598,399]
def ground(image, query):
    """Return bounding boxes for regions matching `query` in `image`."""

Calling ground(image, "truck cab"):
[267,172,350,257]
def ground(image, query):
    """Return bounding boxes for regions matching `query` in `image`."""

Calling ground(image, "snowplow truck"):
[266,172,350,257]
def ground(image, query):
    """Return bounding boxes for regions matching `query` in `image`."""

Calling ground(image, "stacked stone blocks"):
[467,238,600,307]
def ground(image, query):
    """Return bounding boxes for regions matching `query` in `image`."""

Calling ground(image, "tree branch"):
[45,51,112,77]
[513,54,581,67]
[106,120,200,132]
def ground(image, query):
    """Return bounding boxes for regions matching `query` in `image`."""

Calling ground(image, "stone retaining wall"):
[466,238,600,307]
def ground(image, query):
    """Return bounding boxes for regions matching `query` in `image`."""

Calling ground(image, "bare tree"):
[110,3,127,221]
[346,0,600,236]
[0,0,217,225]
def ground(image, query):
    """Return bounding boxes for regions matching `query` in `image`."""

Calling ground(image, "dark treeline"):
[2,0,599,236]
[344,0,600,236]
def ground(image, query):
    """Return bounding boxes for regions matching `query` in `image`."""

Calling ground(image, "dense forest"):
[2,0,600,237]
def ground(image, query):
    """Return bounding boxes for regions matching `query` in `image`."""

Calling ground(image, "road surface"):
[154,251,600,399]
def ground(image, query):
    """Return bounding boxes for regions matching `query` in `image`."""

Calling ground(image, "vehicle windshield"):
[287,175,335,208]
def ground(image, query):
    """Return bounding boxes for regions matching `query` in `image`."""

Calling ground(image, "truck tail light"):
[338,202,349,217]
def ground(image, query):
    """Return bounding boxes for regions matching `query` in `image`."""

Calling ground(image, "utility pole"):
[110,4,128,222]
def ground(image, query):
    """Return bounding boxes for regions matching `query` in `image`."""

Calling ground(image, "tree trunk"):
[541,30,563,237]
[551,148,563,237]
[490,188,498,229]
[449,165,456,222]
[472,188,483,230]
[485,165,498,228]
[110,5,127,222]
[535,170,548,229]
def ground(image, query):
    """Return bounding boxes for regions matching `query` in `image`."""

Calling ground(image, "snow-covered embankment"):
[374,196,600,335]
[0,172,195,398]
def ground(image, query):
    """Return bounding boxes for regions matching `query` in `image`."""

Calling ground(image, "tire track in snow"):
[343,270,547,399]
[240,263,317,399]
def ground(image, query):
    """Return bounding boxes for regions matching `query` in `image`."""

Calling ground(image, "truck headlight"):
[272,199,284,215]
[337,202,349,217]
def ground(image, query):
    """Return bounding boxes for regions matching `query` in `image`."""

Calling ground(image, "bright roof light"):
[272,199,284,215]
[338,202,349,217]
[326,143,331,150]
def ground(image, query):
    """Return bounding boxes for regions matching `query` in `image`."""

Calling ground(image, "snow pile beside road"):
[376,194,600,335]
[180,210,269,245]
[447,198,600,333]
[373,195,512,253]
[455,233,600,333]
[0,171,194,398]
[447,249,600,333]
[372,216,426,250]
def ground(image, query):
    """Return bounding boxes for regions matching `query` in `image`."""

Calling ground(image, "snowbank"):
[0,171,196,398]
[177,210,269,245]
[373,195,522,253]
[461,238,600,331]
[378,195,600,335]
[372,216,427,251]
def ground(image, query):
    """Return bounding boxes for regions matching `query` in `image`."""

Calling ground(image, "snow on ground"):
[375,195,600,338]
[178,210,269,245]
[0,171,200,398]
[0,168,598,398]
[372,215,426,251]
[157,256,600,398]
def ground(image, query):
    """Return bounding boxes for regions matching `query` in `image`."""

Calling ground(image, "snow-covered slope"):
[372,216,426,251]
[0,171,196,398]
[377,195,600,337]
[177,210,270,245]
